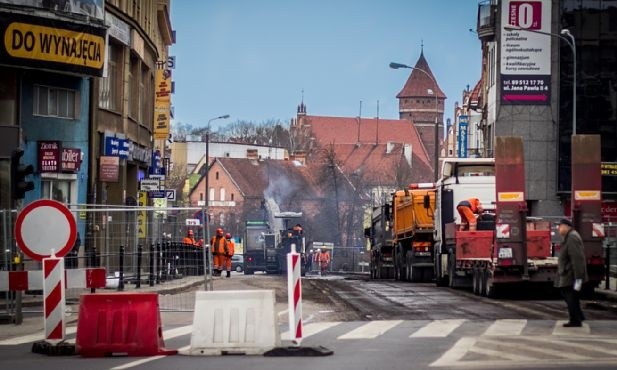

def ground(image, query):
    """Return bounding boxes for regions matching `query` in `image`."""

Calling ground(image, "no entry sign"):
[15,199,77,261]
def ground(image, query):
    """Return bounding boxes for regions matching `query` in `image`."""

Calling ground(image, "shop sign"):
[99,155,119,182]
[0,13,106,77]
[38,141,60,173]
[60,147,81,172]
[104,136,129,158]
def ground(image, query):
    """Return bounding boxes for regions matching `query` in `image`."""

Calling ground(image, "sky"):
[170,0,482,131]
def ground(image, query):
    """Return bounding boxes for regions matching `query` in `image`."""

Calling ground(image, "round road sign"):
[15,199,77,261]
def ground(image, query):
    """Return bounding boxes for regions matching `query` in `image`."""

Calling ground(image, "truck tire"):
[448,255,465,289]
[484,270,498,298]
[472,269,481,295]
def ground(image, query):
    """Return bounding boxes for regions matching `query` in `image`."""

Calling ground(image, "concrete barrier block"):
[184,290,280,355]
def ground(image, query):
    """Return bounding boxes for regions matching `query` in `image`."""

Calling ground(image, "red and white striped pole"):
[287,243,303,345]
[43,255,66,342]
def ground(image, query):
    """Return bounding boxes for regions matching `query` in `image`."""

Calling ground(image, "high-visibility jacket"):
[320,251,331,264]
[226,240,235,257]
[458,198,481,213]
[182,236,196,246]
[211,236,229,256]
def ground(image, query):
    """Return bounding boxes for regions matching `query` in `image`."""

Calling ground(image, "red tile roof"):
[468,78,483,109]
[302,115,431,169]
[396,52,446,99]
[323,143,433,186]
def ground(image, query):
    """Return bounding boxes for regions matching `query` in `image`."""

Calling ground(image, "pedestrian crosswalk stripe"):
[281,322,341,340]
[520,336,617,357]
[468,344,536,361]
[482,319,527,336]
[551,320,590,336]
[337,320,403,340]
[410,319,466,338]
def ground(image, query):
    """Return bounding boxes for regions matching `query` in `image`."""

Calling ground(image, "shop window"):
[42,180,72,203]
[33,85,79,119]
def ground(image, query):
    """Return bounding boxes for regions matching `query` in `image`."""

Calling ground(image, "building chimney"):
[247,149,259,160]
[386,141,395,154]
[403,144,412,167]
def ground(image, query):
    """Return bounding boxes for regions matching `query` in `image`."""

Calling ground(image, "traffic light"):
[11,149,34,201]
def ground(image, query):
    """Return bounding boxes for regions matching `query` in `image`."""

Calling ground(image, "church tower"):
[396,49,446,168]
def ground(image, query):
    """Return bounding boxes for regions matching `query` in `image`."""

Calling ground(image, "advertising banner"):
[60,147,82,173]
[138,191,147,238]
[153,66,171,139]
[38,141,60,173]
[104,136,129,158]
[0,13,106,76]
[500,0,551,105]
[457,116,469,158]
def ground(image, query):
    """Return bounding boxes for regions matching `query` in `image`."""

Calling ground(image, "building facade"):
[0,1,107,244]
[475,0,616,218]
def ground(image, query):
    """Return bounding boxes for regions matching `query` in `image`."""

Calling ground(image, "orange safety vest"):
[226,240,235,257]
[183,236,196,246]
[459,198,481,213]
[211,236,229,256]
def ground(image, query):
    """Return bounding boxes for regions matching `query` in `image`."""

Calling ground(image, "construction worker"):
[320,249,331,275]
[183,229,197,246]
[211,228,228,276]
[223,233,236,278]
[457,197,484,231]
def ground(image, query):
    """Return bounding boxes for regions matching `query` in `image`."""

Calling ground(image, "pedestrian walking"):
[320,249,331,275]
[555,218,587,327]
[211,228,228,277]
[305,249,313,274]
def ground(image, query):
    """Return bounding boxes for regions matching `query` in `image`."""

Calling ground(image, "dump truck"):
[367,184,437,282]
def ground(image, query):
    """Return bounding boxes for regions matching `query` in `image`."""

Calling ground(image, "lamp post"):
[504,27,576,136]
[390,62,441,182]
[202,114,229,290]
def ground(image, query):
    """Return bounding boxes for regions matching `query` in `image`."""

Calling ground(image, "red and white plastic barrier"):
[0,267,106,291]
[43,257,65,341]
[287,243,303,345]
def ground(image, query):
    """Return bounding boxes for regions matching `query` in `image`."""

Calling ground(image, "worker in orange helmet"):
[183,229,197,246]
[211,228,228,276]
[319,248,331,275]
[223,233,236,278]
[457,197,484,231]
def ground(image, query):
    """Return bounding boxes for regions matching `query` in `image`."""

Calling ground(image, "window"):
[231,193,234,201]
[99,43,121,111]
[128,55,139,120]
[220,188,226,201]
[42,180,71,203]
[199,192,203,201]
[33,85,78,119]
[215,171,219,180]
[209,187,215,201]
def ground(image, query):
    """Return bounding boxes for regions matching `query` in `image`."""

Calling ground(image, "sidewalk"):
[595,276,617,302]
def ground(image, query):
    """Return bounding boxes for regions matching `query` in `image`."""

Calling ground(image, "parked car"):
[231,254,244,272]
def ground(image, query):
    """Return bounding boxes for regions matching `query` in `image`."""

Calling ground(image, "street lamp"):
[202,114,230,290]
[504,27,576,136]
[390,62,441,182]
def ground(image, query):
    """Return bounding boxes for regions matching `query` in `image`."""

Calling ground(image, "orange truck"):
[367,184,436,282]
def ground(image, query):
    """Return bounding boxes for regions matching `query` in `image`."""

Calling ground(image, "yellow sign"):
[602,162,617,176]
[497,191,525,202]
[153,66,171,140]
[4,22,105,69]
[574,190,601,201]
[138,191,147,238]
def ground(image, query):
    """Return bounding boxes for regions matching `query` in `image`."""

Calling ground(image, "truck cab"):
[433,158,496,285]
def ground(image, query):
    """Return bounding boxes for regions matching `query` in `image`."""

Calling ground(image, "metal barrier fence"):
[1,206,215,315]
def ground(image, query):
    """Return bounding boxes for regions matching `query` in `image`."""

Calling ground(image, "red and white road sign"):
[43,257,65,341]
[496,224,511,239]
[15,199,77,261]
[592,223,605,238]
[287,244,303,345]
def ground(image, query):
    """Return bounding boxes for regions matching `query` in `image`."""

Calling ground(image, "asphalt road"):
[2,275,617,370]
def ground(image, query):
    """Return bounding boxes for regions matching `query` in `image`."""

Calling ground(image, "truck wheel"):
[480,269,487,296]
[472,269,481,295]
[410,265,422,282]
[484,270,498,298]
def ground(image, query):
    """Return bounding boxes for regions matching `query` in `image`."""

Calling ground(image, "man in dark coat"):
[555,218,587,327]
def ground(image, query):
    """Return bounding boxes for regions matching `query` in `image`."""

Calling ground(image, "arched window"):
[220,187,226,201]
[209,187,215,201]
